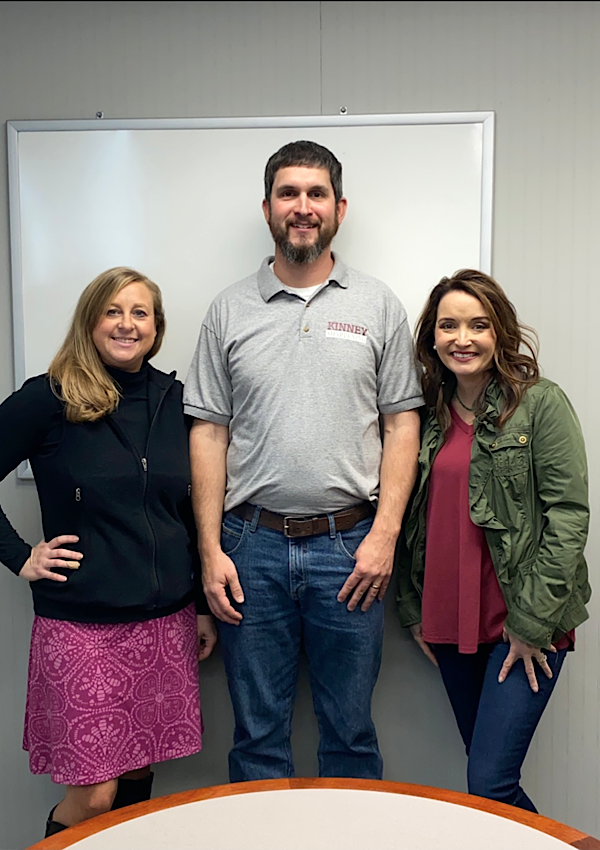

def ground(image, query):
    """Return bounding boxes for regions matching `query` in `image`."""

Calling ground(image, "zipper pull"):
[75,487,81,502]
[141,458,148,472]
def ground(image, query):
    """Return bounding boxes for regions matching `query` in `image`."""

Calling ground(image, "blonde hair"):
[48,267,165,422]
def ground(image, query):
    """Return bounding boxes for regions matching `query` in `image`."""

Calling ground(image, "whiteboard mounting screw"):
[96,111,104,119]
[339,106,347,115]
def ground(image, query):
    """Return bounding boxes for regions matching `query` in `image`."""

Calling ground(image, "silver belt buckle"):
[283,515,321,537]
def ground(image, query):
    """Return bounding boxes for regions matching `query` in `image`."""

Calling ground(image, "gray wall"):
[0,2,599,848]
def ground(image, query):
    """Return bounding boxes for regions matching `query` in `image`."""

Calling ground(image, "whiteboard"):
[7,112,494,473]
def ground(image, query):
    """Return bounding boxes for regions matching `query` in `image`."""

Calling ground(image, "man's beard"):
[269,214,339,265]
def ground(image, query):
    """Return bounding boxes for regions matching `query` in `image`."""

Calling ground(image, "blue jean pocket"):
[221,513,247,556]
[336,516,374,561]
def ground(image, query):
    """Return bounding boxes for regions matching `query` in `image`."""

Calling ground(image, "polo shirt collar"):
[256,253,350,302]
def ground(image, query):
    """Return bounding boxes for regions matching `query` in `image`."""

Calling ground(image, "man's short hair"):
[264,140,343,203]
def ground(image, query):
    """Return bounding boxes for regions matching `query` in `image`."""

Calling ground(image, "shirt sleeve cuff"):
[379,396,425,415]
[183,405,231,426]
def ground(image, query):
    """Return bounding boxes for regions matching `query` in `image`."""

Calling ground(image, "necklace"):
[454,390,476,413]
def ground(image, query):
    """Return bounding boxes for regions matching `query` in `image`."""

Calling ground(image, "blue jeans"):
[218,508,384,782]
[433,641,568,811]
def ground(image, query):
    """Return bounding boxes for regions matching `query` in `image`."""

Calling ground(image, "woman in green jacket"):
[397,269,590,812]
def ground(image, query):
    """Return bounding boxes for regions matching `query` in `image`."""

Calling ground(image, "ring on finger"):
[538,652,547,664]
[371,584,381,591]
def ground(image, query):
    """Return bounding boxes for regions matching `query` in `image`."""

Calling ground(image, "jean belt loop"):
[327,513,336,539]
[250,504,262,533]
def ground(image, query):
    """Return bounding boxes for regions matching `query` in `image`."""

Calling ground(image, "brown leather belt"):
[229,501,375,538]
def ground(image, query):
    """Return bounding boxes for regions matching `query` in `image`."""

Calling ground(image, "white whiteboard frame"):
[7,111,495,479]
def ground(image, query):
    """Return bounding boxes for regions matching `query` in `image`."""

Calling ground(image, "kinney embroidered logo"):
[326,321,368,344]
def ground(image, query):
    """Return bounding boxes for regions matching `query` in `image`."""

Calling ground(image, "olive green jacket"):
[396,378,591,649]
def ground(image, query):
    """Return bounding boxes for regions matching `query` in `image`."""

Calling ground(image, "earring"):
[433,344,437,351]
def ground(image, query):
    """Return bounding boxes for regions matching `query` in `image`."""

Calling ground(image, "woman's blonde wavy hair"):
[48,267,165,422]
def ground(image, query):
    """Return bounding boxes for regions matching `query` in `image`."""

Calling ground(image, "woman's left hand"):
[197,614,218,661]
[498,628,556,692]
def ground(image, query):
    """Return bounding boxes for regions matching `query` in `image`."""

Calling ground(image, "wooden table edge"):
[26,777,600,849]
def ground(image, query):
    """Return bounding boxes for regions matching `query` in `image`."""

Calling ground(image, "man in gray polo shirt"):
[184,140,422,782]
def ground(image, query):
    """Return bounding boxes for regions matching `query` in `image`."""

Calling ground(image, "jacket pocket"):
[73,486,90,559]
[489,431,531,494]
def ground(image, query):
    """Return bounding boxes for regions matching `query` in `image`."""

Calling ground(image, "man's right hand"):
[202,549,244,624]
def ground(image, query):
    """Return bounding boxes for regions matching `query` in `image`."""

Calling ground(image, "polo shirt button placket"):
[300,311,312,338]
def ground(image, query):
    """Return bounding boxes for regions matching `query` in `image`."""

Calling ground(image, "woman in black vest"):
[0,267,216,836]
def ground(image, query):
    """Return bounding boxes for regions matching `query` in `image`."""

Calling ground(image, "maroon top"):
[421,406,573,654]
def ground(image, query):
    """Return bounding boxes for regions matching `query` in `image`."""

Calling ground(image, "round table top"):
[28,778,600,850]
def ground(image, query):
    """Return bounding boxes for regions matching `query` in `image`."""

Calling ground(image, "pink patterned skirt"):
[23,603,202,785]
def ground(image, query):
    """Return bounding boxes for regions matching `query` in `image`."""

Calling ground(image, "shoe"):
[44,805,68,837]
[111,771,154,810]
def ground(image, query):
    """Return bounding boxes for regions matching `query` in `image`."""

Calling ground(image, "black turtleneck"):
[106,363,151,458]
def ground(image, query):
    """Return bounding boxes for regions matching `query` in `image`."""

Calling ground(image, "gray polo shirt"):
[184,255,423,515]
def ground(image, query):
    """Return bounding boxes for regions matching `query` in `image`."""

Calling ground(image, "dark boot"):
[111,771,154,810]
[45,805,68,837]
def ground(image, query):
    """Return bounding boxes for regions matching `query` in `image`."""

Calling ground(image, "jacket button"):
[519,435,528,444]
[491,442,497,449]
